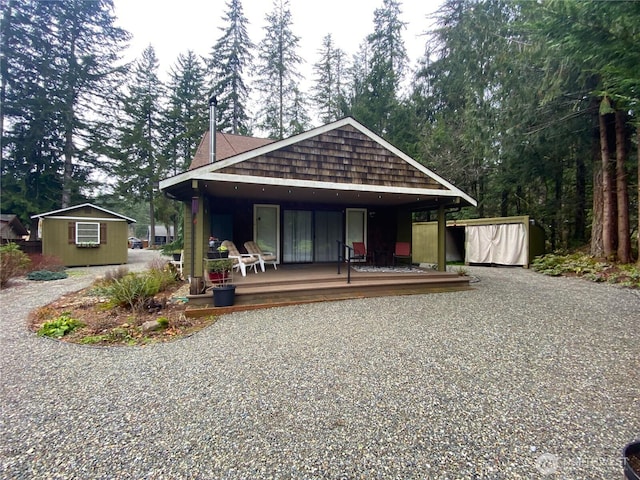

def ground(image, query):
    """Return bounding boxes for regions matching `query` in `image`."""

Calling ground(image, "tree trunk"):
[599,111,615,259]
[591,167,604,257]
[574,147,586,243]
[555,167,563,248]
[149,192,155,248]
[62,109,74,208]
[637,126,640,265]
[501,189,508,217]
[0,2,10,163]
[477,175,485,218]
[615,110,631,263]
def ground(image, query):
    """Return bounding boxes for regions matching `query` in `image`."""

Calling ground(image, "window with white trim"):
[76,222,100,244]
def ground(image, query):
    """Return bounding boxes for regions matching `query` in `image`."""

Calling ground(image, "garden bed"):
[28,282,217,346]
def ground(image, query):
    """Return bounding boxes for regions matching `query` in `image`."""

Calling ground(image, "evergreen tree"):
[47,0,129,207]
[160,50,208,243]
[114,46,164,246]
[254,0,308,139]
[0,0,128,231]
[311,34,348,124]
[1,1,63,232]
[349,0,408,135]
[530,0,639,261]
[164,51,208,175]
[207,0,254,135]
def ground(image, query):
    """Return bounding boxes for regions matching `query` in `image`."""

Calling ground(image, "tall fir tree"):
[311,34,348,124]
[47,0,129,207]
[164,50,208,175]
[207,0,254,135]
[254,0,308,139]
[114,46,164,246]
[159,50,208,242]
[0,0,128,231]
[346,0,408,136]
[1,1,63,233]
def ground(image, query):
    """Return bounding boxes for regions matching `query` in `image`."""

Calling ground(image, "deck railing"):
[336,240,354,284]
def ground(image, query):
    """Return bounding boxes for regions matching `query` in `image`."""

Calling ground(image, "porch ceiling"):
[165,176,464,210]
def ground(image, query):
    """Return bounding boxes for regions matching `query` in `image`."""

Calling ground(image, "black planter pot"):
[213,285,236,307]
[207,251,229,259]
[172,253,181,261]
[624,442,640,480]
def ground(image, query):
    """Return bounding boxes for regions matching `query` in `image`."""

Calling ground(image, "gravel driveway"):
[1,257,639,479]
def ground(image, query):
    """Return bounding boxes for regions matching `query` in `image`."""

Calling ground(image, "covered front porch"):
[160,117,478,310]
[185,263,473,316]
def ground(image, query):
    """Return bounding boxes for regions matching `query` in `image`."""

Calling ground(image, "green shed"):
[32,203,136,267]
[413,216,546,268]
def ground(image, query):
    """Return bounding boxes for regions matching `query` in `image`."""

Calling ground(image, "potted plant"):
[206,243,229,259]
[624,441,640,480]
[207,258,235,307]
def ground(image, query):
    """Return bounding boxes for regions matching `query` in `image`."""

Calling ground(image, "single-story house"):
[0,214,29,242]
[413,216,546,267]
[159,117,477,279]
[31,203,136,267]
[147,225,175,245]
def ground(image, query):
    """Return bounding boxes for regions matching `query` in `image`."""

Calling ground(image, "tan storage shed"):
[32,204,136,267]
[413,216,545,268]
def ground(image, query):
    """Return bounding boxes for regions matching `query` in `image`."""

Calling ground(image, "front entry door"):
[254,204,280,262]
[345,208,367,253]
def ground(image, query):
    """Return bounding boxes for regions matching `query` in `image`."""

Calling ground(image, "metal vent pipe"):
[209,95,217,163]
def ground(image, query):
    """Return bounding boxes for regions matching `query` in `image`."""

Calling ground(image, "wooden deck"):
[185,264,473,317]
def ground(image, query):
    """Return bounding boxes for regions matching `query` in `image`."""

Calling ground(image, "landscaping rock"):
[140,320,162,332]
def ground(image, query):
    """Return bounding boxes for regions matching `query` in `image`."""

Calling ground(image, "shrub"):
[94,272,162,311]
[533,252,640,288]
[37,313,85,338]
[160,239,183,256]
[102,266,129,284]
[0,243,31,288]
[26,270,69,281]
[147,257,181,285]
[27,253,65,273]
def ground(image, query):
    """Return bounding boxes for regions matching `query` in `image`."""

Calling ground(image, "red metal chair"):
[392,242,412,268]
[352,241,374,265]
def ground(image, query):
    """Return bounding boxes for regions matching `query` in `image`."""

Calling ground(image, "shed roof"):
[31,203,136,223]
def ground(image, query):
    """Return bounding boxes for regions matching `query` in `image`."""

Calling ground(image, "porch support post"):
[437,205,446,272]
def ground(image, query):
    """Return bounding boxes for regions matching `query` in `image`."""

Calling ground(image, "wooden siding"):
[218,125,445,190]
[41,210,129,267]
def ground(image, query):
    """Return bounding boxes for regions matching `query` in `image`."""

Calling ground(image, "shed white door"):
[465,223,527,265]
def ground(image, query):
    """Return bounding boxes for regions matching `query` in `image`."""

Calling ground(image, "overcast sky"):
[112,0,444,84]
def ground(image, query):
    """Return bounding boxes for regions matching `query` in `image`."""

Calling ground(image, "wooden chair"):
[392,242,412,268]
[351,241,374,265]
[244,241,277,271]
[221,240,260,276]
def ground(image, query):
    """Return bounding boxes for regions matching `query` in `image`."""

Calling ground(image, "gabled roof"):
[160,117,476,208]
[190,132,274,170]
[0,214,29,238]
[31,203,136,223]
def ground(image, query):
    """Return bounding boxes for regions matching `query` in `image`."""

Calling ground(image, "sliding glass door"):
[314,211,343,262]
[283,210,313,262]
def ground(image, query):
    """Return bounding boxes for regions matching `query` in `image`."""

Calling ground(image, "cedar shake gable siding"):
[215,125,445,190]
